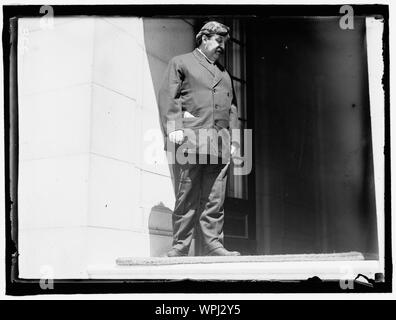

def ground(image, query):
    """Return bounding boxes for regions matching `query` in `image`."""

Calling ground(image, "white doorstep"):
[87,259,381,281]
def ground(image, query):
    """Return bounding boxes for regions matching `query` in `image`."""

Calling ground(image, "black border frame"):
[3,4,391,295]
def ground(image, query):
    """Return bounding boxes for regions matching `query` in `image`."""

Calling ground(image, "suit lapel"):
[193,49,215,78]
[212,65,224,88]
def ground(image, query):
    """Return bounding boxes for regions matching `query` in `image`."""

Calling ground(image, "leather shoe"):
[207,247,241,256]
[166,248,188,257]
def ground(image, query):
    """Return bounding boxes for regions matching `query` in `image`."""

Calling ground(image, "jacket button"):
[215,105,219,109]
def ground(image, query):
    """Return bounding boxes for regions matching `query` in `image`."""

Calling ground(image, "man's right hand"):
[168,130,184,144]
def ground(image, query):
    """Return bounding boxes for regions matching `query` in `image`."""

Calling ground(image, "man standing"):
[157,21,240,257]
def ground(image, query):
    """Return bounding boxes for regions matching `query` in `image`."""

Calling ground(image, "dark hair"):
[195,21,230,46]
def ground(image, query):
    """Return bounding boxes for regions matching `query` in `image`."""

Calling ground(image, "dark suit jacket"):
[157,48,239,161]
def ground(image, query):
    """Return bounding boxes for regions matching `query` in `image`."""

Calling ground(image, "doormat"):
[116,251,365,266]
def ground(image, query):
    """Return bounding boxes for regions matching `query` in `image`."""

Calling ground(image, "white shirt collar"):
[197,48,215,64]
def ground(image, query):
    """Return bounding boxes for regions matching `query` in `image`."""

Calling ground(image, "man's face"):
[202,34,228,62]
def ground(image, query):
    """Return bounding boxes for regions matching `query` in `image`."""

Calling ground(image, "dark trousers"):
[170,154,229,255]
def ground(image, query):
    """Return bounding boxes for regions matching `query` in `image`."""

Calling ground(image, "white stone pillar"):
[18,17,96,278]
[18,17,195,278]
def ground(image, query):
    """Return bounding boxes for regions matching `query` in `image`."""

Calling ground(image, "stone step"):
[116,251,365,266]
[87,252,381,281]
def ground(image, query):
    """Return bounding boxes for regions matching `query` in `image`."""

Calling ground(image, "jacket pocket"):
[182,116,201,128]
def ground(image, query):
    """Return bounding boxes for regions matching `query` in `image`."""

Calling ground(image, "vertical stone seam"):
[87,17,97,230]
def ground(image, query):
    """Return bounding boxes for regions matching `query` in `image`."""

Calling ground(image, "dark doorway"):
[249,17,378,257]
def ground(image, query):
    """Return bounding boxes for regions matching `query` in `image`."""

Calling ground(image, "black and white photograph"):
[1,1,393,299]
